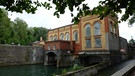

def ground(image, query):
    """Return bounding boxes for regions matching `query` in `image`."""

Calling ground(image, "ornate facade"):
[47,15,119,54]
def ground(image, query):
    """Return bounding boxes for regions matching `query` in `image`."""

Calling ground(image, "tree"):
[0,0,52,13]
[0,0,135,25]
[26,27,36,44]
[0,9,11,44]
[13,18,28,45]
[0,9,48,45]
[129,36,135,45]
[33,27,48,41]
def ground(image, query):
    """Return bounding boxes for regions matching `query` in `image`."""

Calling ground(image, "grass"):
[52,65,84,76]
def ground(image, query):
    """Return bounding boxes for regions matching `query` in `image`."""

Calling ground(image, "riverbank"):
[57,61,110,76]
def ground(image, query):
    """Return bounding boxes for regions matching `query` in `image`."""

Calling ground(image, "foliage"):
[129,38,135,45]
[1,0,135,25]
[0,0,52,14]
[33,27,48,41]
[0,9,48,45]
[61,69,68,74]
[0,9,11,44]
[72,65,84,71]
[60,65,84,75]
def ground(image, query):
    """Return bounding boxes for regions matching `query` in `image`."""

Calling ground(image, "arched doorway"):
[46,52,57,65]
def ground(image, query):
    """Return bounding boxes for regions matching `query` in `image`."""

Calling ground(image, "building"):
[32,37,45,47]
[44,15,125,67]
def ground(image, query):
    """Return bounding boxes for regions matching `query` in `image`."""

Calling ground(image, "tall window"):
[53,44,56,50]
[95,38,101,47]
[50,36,53,41]
[86,39,91,48]
[54,35,57,41]
[74,31,78,41]
[94,22,101,35]
[48,45,50,50]
[60,33,64,40]
[85,24,91,37]
[110,23,113,32]
[113,26,116,34]
[66,32,69,41]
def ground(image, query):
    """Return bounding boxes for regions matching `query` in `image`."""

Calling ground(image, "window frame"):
[50,36,53,41]
[53,44,56,50]
[85,39,91,48]
[85,24,91,37]
[53,35,57,41]
[94,22,101,36]
[110,22,113,33]
[65,32,69,41]
[48,45,50,50]
[73,31,78,41]
[95,38,102,48]
[60,33,64,40]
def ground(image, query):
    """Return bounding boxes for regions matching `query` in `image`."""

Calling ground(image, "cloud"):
[119,21,135,41]
[8,0,135,41]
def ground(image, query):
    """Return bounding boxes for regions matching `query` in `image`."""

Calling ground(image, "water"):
[0,64,70,76]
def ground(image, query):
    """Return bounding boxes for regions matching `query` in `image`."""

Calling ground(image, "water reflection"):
[0,65,65,76]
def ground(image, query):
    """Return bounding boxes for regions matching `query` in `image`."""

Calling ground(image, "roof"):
[48,23,75,31]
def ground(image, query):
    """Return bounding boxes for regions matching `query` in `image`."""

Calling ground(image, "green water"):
[0,65,69,76]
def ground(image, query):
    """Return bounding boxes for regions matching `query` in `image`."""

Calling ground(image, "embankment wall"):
[0,44,44,66]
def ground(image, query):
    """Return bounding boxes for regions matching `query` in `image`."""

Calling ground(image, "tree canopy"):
[0,0,135,25]
[0,9,48,45]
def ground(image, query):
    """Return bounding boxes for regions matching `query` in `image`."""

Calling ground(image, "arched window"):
[54,35,57,41]
[74,31,78,41]
[48,45,50,50]
[65,32,69,41]
[60,33,64,40]
[85,24,91,37]
[94,22,101,35]
[113,26,116,34]
[110,22,113,32]
[50,36,53,41]
[53,44,56,50]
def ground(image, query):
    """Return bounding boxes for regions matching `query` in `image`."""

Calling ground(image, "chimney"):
[40,37,42,41]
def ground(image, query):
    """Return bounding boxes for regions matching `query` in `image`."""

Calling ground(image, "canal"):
[0,64,70,76]
[0,59,134,76]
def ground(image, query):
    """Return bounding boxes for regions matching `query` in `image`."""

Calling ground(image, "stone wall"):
[58,62,110,76]
[0,44,44,66]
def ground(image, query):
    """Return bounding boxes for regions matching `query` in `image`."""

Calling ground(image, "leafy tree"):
[129,37,135,45]
[1,0,135,25]
[13,18,28,45]
[26,27,36,44]
[0,0,52,13]
[33,27,48,41]
[0,9,48,45]
[0,9,11,44]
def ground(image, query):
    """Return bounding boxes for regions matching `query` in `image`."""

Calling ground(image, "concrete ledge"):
[57,61,110,76]
[111,60,135,76]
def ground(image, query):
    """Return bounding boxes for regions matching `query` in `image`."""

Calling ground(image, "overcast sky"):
[8,0,135,41]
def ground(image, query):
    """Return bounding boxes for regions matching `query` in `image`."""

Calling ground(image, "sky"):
[7,0,135,41]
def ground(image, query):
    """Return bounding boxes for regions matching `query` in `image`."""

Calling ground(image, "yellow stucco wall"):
[48,24,79,42]
[80,15,107,51]
[72,24,79,43]
[47,15,118,52]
